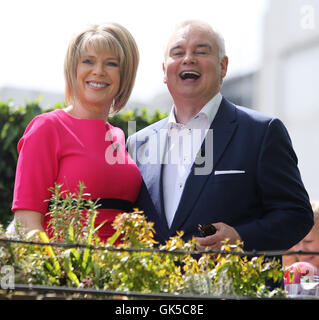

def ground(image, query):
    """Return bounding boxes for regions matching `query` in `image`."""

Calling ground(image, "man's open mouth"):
[179,71,201,80]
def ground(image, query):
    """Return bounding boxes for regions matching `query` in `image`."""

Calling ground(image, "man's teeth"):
[180,71,201,80]
[87,82,108,88]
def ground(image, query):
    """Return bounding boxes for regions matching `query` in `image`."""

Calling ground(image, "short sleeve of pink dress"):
[12,109,142,242]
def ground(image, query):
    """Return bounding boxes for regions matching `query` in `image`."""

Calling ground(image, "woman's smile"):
[86,80,110,90]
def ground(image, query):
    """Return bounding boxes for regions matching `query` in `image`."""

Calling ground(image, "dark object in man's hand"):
[198,223,217,237]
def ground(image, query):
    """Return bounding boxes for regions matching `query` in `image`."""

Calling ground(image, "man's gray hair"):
[172,20,226,62]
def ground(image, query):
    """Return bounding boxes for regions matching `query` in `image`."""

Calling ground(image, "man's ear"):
[163,62,167,84]
[220,56,228,79]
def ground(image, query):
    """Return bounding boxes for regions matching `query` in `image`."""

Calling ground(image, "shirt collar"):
[168,92,222,129]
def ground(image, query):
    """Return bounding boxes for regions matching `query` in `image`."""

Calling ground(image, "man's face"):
[163,24,228,104]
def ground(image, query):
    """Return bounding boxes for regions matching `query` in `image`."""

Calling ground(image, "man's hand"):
[195,222,242,250]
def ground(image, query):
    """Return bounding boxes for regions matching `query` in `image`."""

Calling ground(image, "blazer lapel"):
[139,119,169,227]
[169,98,238,234]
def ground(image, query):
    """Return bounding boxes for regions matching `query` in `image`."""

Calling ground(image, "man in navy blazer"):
[127,20,313,251]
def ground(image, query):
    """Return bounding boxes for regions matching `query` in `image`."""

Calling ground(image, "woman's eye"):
[305,240,313,244]
[107,61,119,67]
[82,59,93,64]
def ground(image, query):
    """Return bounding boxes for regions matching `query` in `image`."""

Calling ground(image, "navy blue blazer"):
[127,97,313,251]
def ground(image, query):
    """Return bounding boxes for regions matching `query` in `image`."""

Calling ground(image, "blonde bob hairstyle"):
[64,23,139,114]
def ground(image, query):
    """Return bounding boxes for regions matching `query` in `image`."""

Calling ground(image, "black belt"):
[48,198,133,212]
[95,198,133,212]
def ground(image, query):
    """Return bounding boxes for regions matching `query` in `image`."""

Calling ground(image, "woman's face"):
[296,226,319,269]
[75,46,121,111]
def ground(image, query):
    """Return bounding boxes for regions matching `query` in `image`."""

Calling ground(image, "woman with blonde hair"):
[294,201,319,269]
[283,201,319,268]
[11,23,141,242]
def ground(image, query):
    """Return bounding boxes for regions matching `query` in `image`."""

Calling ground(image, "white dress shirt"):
[162,93,222,228]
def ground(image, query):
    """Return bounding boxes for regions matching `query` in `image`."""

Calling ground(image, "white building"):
[256,0,319,200]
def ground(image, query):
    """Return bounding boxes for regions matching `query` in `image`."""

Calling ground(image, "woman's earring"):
[110,98,115,110]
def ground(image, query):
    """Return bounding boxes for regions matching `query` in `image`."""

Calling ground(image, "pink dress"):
[12,109,142,242]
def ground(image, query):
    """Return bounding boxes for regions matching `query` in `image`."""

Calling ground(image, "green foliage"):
[0,183,285,298]
[0,99,60,227]
[109,107,167,139]
[47,182,103,244]
[0,98,166,227]
[181,242,284,297]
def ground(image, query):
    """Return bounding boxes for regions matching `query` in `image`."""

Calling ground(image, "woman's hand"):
[14,210,44,233]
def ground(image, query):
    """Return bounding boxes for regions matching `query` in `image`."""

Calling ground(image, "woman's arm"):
[14,210,44,233]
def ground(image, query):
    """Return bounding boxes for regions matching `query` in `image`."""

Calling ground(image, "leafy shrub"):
[0,183,285,298]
